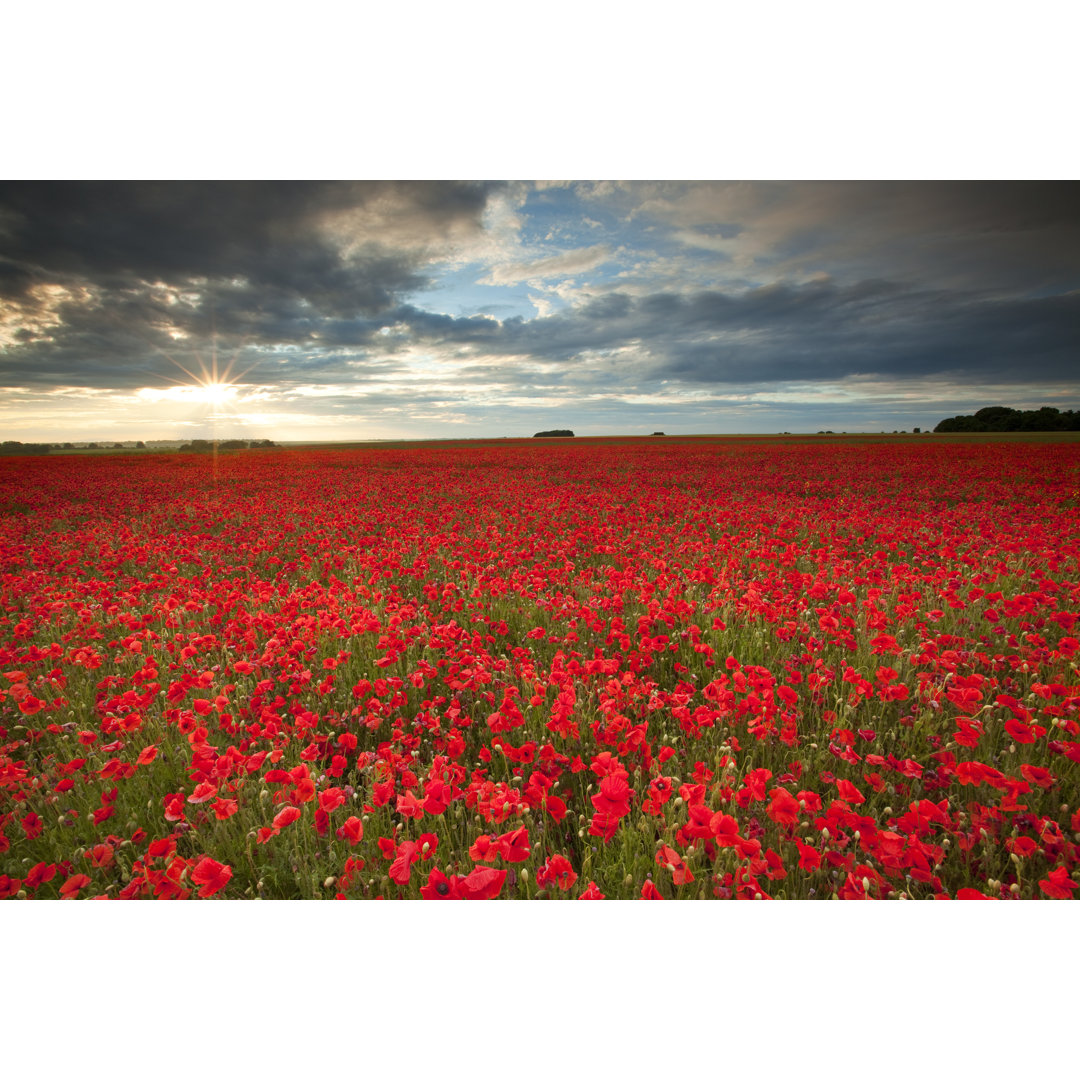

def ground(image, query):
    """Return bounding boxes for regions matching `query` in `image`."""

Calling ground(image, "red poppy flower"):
[272,805,302,830]
[60,873,92,900]
[1019,764,1054,789]
[187,781,217,804]
[835,779,866,805]
[710,812,741,846]
[537,854,578,891]
[1038,867,1078,899]
[497,825,531,863]
[590,772,632,817]
[86,844,115,869]
[766,787,800,828]
[422,778,453,815]
[640,880,664,899]
[469,834,499,863]
[742,768,773,802]
[338,816,364,845]
[1005,718,1036,744]
[189,856,232,898]
[656,844,694,886]
[794,838,821,872]
[459,866,507,900]
[395,791,425,819]
[420,866,464,899]
[26,863,57,889]
[389,840,420,885]
[578,880,606,899]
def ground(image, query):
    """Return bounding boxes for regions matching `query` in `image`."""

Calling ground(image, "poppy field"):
[2,437,1079,900]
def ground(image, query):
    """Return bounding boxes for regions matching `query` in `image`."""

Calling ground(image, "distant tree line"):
[0,441,51,455]
[179,438,277,452]
[935,406,1080,432]
[533,430,574,438]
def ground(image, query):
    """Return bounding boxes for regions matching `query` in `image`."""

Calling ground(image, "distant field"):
[9,431,1080,456]
[274,431,1080,451]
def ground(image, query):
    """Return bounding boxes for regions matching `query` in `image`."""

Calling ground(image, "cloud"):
[478,243,612,286]
[0,181,500,341]
[384,278,1080,388]
[1,182,1077,439]
[625,181,1080,292]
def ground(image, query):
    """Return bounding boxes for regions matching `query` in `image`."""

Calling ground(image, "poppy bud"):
[862,877,870,892]
[821,827,830,840]
[1009,883,1020,894]
[324,876,336,889]
[624,874,633,886]
[520,869,529,884]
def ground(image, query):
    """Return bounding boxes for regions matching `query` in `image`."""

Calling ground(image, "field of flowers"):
[2,437,1078,900]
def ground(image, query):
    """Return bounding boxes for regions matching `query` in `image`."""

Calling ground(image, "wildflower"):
[189,856,232,898]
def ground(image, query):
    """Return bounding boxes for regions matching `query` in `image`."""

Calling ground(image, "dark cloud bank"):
[1,181,1077,409]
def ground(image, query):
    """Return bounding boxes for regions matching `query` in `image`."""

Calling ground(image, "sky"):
[1,180,1078,441]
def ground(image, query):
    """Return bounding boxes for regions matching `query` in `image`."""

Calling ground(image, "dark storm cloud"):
[0,180,501,388]
[0,180,497,315]
[2,181,1078,405]
[617,180,1080,297]
[393,278,1080,386]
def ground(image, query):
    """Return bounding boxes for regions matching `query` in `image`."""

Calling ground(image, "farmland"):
[2,437,1078,899]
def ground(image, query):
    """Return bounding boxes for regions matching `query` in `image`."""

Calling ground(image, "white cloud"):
[479,243,612,287]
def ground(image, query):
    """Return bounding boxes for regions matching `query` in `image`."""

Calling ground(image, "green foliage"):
[935,406,1080,433]
[0,441,51,456]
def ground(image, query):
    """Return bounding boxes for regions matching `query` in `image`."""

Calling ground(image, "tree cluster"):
[934,406,1080,433]
[0,441,51,455]
[533,430,574,438]
[179,438,278,452]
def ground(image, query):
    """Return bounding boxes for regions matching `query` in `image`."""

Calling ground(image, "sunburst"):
[165,348,248,411]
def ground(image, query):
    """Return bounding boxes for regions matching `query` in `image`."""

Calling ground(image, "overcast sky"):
[1,180,1078,441]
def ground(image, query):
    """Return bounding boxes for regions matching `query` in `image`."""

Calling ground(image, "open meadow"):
[2,436,1078,899]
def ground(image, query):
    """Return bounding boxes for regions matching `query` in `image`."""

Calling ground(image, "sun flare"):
[190,379,236,407]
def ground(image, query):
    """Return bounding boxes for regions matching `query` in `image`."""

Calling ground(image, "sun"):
[189,378,236,407]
